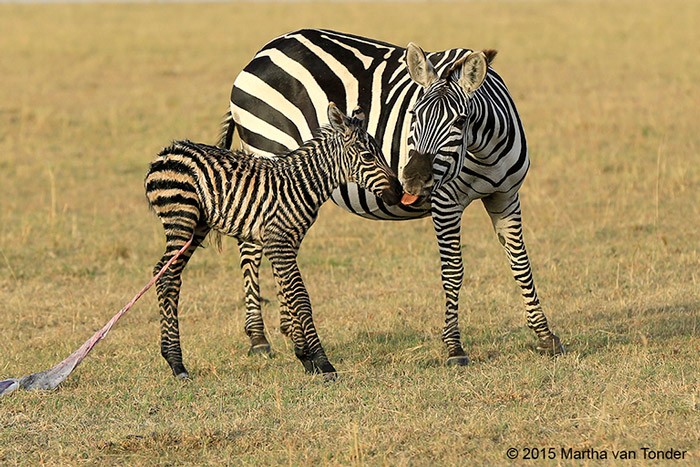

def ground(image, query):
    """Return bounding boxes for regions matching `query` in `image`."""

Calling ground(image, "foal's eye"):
[361,152,375,162]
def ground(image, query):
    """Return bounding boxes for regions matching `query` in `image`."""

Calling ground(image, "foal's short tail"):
[216,108,236,149]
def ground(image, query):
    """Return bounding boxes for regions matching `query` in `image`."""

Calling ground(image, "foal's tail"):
[216,108,236,149]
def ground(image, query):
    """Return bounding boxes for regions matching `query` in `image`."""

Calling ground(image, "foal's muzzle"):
[381,176,403,206]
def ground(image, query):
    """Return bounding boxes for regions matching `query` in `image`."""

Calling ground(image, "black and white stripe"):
[146,103,402,379]
[220,29,564,363]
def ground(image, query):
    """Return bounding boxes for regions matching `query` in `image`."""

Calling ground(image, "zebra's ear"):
[406,43,438,88]
[328,102,351,134]
[452,51,488,95]
[351,106,367,131]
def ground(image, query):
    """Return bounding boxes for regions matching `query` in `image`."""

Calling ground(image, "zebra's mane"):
[269,122,359,162]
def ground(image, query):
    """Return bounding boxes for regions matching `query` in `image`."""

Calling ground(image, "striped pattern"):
[146,104,402,379]
[220,29,563,363]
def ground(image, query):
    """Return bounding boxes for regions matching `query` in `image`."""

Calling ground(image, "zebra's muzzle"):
[400,149,433,204]
[381,176,403,206]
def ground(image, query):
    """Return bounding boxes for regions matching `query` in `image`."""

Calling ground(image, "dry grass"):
[1,1,698,465]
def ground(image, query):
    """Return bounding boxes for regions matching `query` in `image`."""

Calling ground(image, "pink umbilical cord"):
[0,235,194,396]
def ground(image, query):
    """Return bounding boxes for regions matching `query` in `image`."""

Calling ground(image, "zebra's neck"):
[465,75,526,163]
[279,130,348,204]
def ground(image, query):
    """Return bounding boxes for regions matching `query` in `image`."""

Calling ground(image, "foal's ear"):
[351,106,367,131]
[328,102,351,134]
[405,43,438,88]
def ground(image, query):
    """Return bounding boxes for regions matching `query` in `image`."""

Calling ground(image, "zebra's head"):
[327,103,403,207]
[401,43,497,204]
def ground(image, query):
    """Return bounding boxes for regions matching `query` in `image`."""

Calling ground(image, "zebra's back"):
[145,140,275,243]
[228,29,485,220]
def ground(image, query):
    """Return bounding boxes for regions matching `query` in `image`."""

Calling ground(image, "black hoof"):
[170,362,190,380]
[446,355,470,366]
[295,347,336,378]
[315,360,337,381]
[248,343,272,356]
[537,335,565,356]
[300,358,336,377]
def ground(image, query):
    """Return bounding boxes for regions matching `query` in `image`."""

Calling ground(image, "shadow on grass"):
[562,301,699,357]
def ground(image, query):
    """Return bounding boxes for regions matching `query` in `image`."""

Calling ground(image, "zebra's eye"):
[454,116,467,128]
[361,152,375,162]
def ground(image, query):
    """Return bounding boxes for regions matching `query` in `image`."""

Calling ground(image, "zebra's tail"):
[144,142,201,225]
[216,108,236,149]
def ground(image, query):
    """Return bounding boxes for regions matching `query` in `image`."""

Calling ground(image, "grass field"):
[1,1,698,465]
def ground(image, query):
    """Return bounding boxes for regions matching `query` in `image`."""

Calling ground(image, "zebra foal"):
[145,103,402,380]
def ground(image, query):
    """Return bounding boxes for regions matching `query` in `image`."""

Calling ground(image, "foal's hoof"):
[295,348,337,380]
[315,360,337,382]
[170,363,190,380]
[248,343,272,356]
[537,335,565,356]
[303,359,337,378]
[446,355,470,367]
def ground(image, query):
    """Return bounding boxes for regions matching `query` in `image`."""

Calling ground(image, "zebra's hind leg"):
[483,194,565,357]
[155,223,210,379]
[432,206,470,366]
[238,241,272,355]
[277,287,293,338]
[266,242,336,380]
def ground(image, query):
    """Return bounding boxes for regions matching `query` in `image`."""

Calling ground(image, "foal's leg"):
[265,241,336,379]
[238,241,272,355]
[482,193,564,356]
[155,223,210,379]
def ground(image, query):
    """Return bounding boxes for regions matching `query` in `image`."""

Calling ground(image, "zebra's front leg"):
[155,224,210,379]
[238,241,271,355]
[432,207,470,366]
[483,194,564,356]
[266,243,336,380]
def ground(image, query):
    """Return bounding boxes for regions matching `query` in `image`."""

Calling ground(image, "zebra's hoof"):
[296,348,337,379]
[315,360,337,381]
[446,355,470,366]
[170,363,190,380]
[537,335,565,356]
[301,358,337,376]
[248,343,272,356]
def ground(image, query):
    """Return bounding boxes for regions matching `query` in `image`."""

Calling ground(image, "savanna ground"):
[0,1,698,465]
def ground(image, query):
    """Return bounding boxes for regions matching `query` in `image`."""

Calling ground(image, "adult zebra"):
[219,29,564,365]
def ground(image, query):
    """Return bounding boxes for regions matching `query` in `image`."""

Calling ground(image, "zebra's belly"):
[207,210,267,245]
[330,184,431,221]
